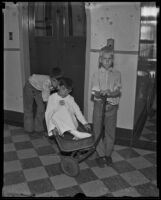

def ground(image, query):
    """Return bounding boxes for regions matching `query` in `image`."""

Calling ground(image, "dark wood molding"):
[90,49,139,55]
[133,105,148,140]
[116,127,133,139]
[115,126,156,151]
[68,2,73,36]
[4,110,24,127]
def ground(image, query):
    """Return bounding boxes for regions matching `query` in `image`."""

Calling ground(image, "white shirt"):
[29,74,53,102]
[45,93,88,136]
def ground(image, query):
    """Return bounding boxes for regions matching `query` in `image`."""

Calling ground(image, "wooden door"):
[28,2,86,110]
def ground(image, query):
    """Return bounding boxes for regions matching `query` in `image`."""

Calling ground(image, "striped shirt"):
[29,74,53,102]
[91,67,122,105]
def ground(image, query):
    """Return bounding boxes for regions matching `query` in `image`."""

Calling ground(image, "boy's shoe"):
[24,131,34,135]
[104,156,112,166]
[48,135,55,140]
[35,129,45,133]
[35,131,44,134]
[44,131,49,137]
[34,131,45,137]
[95,157,106,168]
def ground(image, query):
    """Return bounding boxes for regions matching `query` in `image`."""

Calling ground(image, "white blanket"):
[52,106,91,139]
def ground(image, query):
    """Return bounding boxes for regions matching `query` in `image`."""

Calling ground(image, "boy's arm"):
[109,71,122,97]
[42,80,51,102]
[45,95,57,136]
[71,98,91,131]
[91,73,102,100]
[71,97,88,125]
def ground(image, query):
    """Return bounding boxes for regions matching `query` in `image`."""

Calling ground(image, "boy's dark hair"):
[50,67,63,79]
[59,77,73,90]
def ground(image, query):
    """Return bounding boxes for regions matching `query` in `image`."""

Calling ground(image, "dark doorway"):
[28,2,86,110]
[133,2,157,143]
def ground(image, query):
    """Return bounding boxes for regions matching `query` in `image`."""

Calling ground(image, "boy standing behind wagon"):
[23,67,63,134]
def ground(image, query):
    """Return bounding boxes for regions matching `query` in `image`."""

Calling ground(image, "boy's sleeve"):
[42,80,51,102]
[91,72,100,94]
[71,97,88,125]
[114,71,122,91]
[45,95,56,136]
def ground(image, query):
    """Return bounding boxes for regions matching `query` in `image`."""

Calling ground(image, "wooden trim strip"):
[4,110,24,127]
[90,49,139,55]
[68,2,73,36]
[4,48,20,51]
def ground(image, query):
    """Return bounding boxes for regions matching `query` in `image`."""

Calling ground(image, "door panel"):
[28,2,86,110]
[31,37,59,75]
[61,38,86,109]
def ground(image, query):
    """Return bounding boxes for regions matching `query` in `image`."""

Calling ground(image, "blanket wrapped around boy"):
[45,93,91,140]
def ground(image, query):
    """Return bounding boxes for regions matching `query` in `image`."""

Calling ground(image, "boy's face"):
[58,85,72,98]
[101,52,113,70]
[51,77,59,89]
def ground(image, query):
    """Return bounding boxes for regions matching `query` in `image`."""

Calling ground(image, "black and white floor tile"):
[3,121,158,197]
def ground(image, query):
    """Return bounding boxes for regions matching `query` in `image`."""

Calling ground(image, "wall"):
[3,2,28,113]
[4,2,141,130]
[84,2,141,130]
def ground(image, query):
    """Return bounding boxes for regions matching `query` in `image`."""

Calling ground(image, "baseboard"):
[115,127,156,151]
[90,124,156,151]
[116,127,133,139]
[4,111,156,151]
[4,110,24,127]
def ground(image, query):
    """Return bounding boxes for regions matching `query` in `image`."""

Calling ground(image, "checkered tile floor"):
[139,113,156,143]
[3,123,158,197]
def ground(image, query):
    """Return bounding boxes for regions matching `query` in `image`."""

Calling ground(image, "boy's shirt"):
[45,93,87,136]
[91,67,122,105]
[29,74,53,102]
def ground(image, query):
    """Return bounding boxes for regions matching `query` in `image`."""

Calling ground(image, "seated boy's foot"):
[95,157,106,168]
[48,135,55,140]
[105,156,112,166]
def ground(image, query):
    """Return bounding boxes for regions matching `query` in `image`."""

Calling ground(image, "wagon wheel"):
[60,156,79,177]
